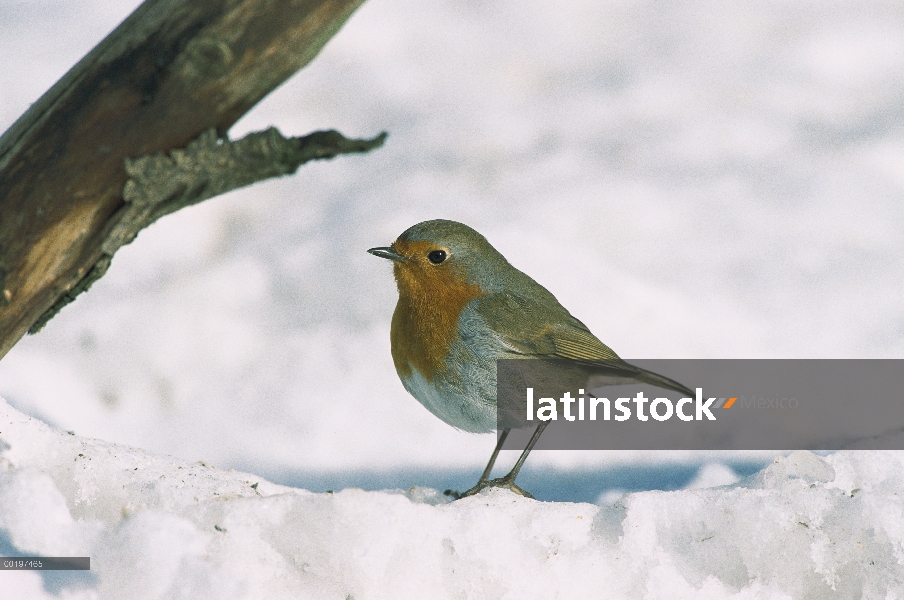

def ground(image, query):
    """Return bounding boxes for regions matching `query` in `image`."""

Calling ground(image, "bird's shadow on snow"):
[255,460,769,503]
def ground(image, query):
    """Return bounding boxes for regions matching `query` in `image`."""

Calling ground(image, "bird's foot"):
[444,476,534,500]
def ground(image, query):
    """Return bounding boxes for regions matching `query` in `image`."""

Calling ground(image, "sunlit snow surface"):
[1,0,904,595]
[2,398,904,599]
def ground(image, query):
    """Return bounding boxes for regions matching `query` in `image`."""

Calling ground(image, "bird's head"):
[368,219,511,298]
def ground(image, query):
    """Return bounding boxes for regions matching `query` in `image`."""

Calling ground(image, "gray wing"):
[465,291,620,361]
[463,292,694,398]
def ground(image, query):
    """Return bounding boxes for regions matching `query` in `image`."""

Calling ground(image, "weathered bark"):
[28,127,386,334]
[0,0,377,359]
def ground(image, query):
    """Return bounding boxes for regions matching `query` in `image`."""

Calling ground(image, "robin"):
[368,219,693,499]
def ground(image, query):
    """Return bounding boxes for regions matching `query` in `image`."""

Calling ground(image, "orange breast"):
[390,240,484,381]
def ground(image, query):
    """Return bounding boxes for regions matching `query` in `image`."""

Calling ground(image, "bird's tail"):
[579,359,696,398]
[626,365,695,398]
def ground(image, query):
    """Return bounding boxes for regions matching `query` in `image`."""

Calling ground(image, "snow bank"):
[2,398,903,599]
[2,0,903,476]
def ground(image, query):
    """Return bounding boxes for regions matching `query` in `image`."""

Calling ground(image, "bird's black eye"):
[427,250,447,264]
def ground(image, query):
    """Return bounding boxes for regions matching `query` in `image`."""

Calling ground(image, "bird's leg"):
[444,428,509,499]
[478,428,509,484]
[456,421,549,500]
[498,420,548,487]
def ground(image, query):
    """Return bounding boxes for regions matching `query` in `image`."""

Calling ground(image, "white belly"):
[400,368,496,434]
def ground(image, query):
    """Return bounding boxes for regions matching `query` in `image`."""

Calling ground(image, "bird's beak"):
[367,246,406,262]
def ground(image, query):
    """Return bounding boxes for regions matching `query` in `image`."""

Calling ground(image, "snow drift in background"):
[0,0,902,476]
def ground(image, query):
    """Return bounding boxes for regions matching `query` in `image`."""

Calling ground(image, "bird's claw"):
[444,476,534,500]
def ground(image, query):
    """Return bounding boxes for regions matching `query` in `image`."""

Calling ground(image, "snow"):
[1,0,904,596]
[2,398,904,598]
[0,0,902,480]
[684,463,741,490]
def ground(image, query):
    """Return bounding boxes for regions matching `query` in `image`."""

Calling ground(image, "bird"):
[368,219,693,499]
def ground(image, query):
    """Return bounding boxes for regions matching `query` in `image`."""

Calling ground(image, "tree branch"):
[29,127,386,333]
[0,0,375,358]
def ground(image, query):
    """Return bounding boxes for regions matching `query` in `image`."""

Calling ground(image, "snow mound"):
[1,397,903,599]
